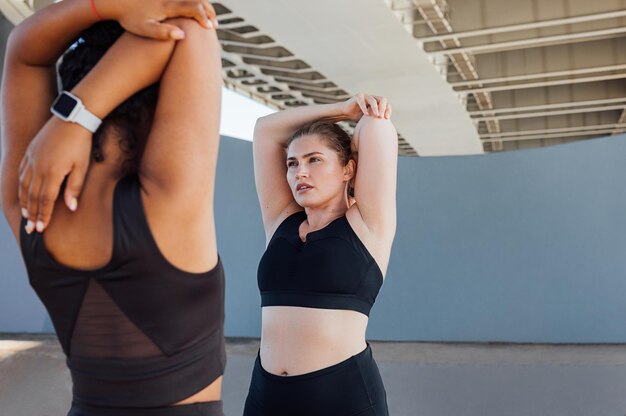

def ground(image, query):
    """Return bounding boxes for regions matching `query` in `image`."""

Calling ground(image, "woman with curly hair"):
[1,1,225,415]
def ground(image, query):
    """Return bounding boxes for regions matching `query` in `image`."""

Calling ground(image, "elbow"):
[166,17,219,47]
[5,23,62,67]
[357,114,395,129]
[165,17,203,32]
[5,27,24,63]
[253,116,270,140]
[255,115,271,129]
[165,17,221,68]
[254,117,264,130]
[355,116,398,145]
[6,17,46,65]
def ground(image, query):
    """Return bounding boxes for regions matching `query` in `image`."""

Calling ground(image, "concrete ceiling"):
[389,0,626,153]
[217,0,483,156]
[2,0,624,156]
[216,0,626,155]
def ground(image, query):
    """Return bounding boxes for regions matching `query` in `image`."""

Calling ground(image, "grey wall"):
[217,133,626,343]
[3,134,626,342]
[0,15,10,78]
[377,133,626,343]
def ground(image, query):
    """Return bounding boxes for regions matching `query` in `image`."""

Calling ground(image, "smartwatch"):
[51,91,102,133]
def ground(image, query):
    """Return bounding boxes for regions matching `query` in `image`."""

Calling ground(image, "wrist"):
[334,102,350,119]
[9,0,102,66]
[51,91,103,133]
[89,0,105,20]
[318,102,350,123]
[91,0,120,21]
[46,116,93,140]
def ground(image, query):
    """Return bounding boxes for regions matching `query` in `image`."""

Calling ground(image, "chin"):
[294,196,316,208]
[294,197,310,207]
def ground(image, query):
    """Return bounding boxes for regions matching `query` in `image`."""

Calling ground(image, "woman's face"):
[286,134,354,208]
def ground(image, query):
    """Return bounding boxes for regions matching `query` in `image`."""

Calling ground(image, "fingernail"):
[25,220,34,234]
[171,30,185,40]
[207,20,214,29]
[69,198,78,212]
[36,221,44,233]
[21,208,28,218]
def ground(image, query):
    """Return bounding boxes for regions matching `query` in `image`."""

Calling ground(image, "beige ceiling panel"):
[3,0,624,154]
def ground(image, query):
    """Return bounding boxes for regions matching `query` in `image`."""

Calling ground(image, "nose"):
[295,165,308,179]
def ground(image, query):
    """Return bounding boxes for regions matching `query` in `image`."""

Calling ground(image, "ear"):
[343,159,356,181]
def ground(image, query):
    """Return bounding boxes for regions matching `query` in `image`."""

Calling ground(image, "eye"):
[310,157,321,162]
[287,161,297,168]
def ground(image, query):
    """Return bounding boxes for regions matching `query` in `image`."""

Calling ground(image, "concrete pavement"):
[2,335,626,415]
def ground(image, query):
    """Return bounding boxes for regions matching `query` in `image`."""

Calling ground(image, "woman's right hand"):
[19,118,92,234]
[99,0,218,40]
[341,93,392,123]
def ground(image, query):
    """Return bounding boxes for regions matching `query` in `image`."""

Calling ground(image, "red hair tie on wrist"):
[90,0,103,20]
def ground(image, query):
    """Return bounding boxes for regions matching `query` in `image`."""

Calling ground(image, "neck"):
[303,200,348,231]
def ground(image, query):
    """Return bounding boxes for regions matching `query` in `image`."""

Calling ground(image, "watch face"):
[53,93,77,118]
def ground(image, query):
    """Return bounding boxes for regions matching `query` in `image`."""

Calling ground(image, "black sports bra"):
[257,210,383,316]
[19,174,226,408]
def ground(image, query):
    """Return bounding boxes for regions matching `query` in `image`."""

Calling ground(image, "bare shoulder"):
[345,204,395,278]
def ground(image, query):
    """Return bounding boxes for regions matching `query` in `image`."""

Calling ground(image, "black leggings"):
[244,343,388,416]
[67,400,223,416]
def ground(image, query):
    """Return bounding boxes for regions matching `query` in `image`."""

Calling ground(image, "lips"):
[296,183,313,192]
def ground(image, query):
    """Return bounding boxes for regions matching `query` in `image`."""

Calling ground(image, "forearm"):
[71,31,176,120]
[254,102,348,146]
[8,0,108,67]
[1,28,175,210]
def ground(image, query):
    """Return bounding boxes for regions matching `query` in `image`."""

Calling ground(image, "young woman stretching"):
[244,94,398,415]
[1,1,225,415]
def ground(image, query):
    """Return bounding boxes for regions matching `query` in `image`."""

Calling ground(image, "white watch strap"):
[73,105,102,133]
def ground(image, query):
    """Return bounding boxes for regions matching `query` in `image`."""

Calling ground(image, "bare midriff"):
[260,306,369,376]
[174,376,222,405]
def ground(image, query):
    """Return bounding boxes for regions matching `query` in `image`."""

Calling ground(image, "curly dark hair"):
[58,21,159,176]
[288,121,356,198]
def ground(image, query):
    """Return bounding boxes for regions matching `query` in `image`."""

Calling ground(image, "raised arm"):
[128,17,223,272]
[351,116,398,244]
[1,0,216,237]
[10,0,215,62]
[2,0,107,237]
[253,103,348,236]
[253,94,391,240]
[138,17,222,200]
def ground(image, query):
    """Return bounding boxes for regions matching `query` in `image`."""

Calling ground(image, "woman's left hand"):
[99,0,219,40]
[18,118,92,233]
[341,93,392,123]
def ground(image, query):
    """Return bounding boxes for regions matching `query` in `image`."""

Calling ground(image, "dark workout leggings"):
[67,400,224,416]
[243,343,389,416]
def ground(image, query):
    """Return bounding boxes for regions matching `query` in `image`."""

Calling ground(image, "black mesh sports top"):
[19,174,226,408]
[258,210,383,316]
